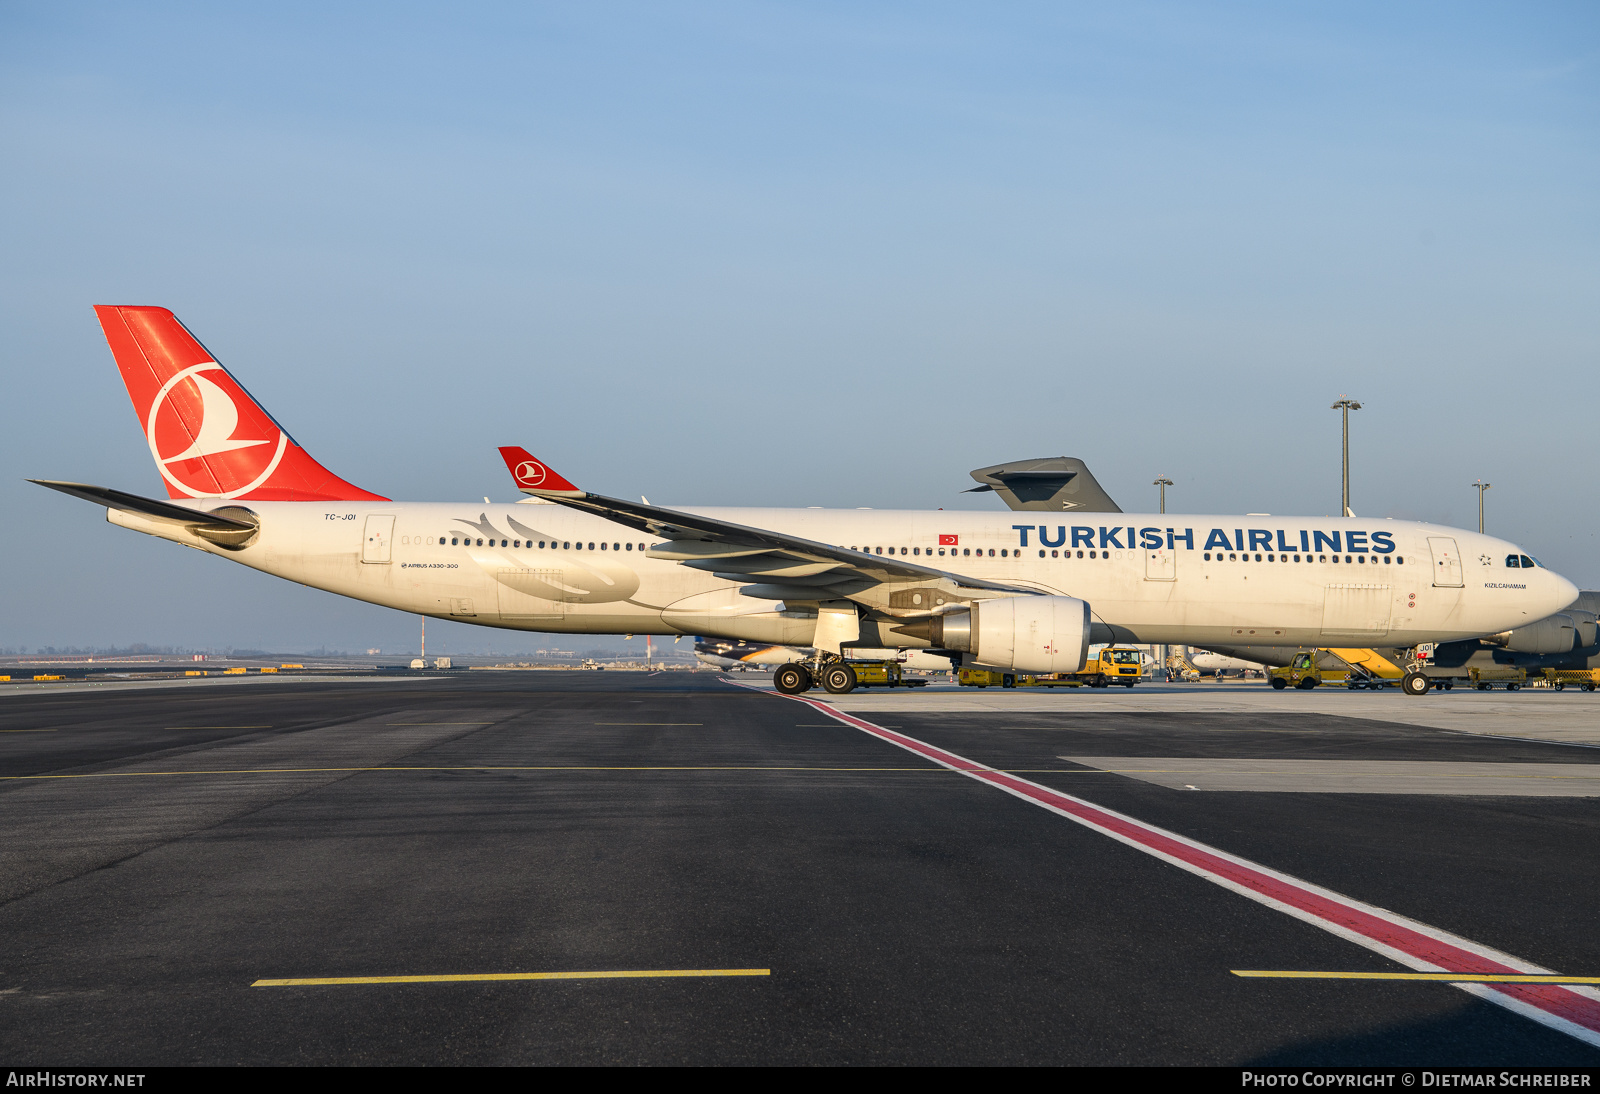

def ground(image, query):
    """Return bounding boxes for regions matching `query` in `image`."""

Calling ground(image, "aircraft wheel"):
[822,665,858,695]
[1402,672,1431,697]
[1270,677,1287,690]
[774,664,812,695]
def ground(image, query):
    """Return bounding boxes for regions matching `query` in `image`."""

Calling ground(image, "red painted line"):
[740,682,1600,1047]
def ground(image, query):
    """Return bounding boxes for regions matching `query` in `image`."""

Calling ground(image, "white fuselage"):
[1188,651,1264,673]
[111,501,1577,650]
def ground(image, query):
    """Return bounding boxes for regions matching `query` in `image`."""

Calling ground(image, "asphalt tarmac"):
[2,672,1598,1065]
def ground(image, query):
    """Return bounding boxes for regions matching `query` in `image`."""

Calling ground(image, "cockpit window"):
[1522,555,1540,568]
[1506,555,1521,568]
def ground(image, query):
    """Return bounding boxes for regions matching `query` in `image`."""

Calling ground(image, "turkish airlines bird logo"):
[145,363,287,498]
[514,460,548,487]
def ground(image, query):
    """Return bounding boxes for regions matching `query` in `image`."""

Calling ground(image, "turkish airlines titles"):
[1013,524,1399,554]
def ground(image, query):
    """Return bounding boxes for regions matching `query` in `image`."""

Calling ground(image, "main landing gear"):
[774,664,811,694]
[1402,671,1431,697]
[773,660,859,695]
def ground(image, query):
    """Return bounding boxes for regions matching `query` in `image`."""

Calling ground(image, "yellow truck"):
[1270,648,1416,691]
[958,647,1144,689]
[1270,651,1350,690]
[1084,647,1145,687]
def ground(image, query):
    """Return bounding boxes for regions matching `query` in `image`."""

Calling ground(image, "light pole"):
[1473,480,1491,534]
[1154,476,1173,515]
[1331,397,1362,517]
[1153,476,1175,680]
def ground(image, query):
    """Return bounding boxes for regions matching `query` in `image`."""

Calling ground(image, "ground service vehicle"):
[843,660,926,688]
[1081,647,1144,687]
[959,647,1143,689]
[1271,649,1439,691]
[1546,669,1600,692]
[1271,651,1351,690]
[1470,666,1526,690]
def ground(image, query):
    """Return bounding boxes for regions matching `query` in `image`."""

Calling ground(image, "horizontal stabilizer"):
[29,480,257,529]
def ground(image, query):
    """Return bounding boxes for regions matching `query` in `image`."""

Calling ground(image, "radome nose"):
[1547,571,1580,616]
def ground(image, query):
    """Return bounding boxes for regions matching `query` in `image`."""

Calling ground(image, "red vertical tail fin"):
[94,306,386,502]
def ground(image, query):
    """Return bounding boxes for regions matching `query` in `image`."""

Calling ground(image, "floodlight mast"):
[1152,476,1175,679]
[1331,397,1362,517]
[1153,476,1173,515]
[1473,480,1491,534]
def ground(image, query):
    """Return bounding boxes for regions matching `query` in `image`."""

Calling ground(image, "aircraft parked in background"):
[1186,650,1264,677]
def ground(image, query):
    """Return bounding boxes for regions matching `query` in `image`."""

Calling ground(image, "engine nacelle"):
[895,596,1090,674]
[1567,610,1598,651]
[1493,613,1577,655]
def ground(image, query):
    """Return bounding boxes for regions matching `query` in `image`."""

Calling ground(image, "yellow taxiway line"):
[254,969,771,987]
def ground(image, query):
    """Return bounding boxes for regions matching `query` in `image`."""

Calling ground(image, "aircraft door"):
[362,514,395,563]
[1144,545,1176,581]
[1427,537,1463,588]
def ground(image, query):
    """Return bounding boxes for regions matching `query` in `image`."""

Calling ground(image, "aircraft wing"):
[496,447,1031,612]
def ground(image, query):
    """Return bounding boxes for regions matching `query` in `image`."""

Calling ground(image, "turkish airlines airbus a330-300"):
[33,306,1579,697]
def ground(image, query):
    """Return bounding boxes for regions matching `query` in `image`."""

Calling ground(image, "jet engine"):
[1491,613,1578,655]
[1568,610,1599,650]
[893,595,1090,674]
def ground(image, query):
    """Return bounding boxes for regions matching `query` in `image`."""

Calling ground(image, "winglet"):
[497,446,584,496]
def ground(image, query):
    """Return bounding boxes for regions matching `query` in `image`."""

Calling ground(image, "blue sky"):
[3,2,1596,652]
